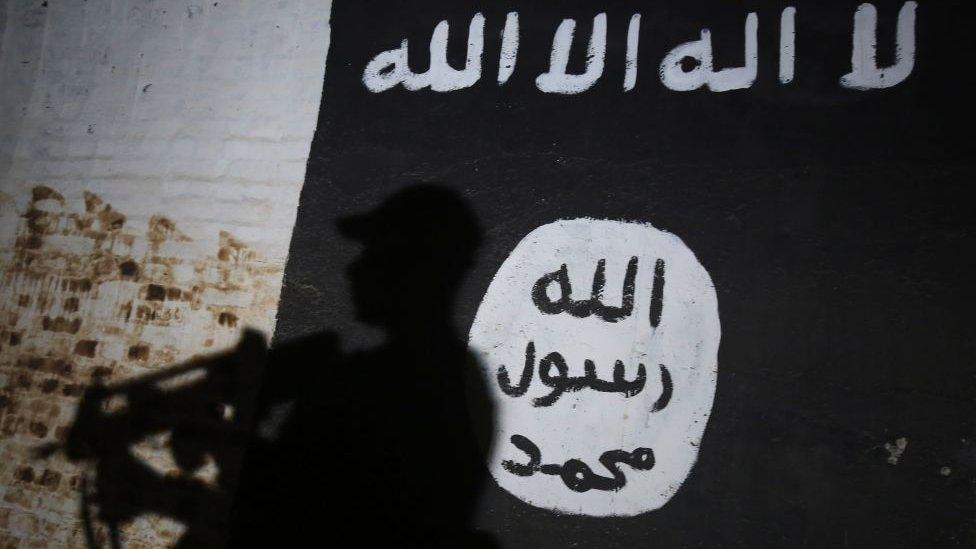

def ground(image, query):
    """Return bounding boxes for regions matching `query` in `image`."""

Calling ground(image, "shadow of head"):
[338,184,481,330]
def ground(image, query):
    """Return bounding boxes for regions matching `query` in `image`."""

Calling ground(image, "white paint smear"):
[623,14,641,92]
[468,219,720,516]
[841,2,917,90]
[536,14,607,94]
[659,12,757,92]
[779,7,796,84]
[362,13,485,92]
[498,12,519,85]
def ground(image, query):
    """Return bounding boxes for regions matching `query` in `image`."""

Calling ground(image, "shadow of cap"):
[337,185,481,252]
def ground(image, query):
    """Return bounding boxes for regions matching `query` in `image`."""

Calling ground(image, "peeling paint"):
[884,437,908,465]
[0,187,283,546]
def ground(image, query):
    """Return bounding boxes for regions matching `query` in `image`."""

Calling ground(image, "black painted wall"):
[273,1,975,546]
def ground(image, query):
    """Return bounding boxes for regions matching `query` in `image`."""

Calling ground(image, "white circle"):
[468,219,720,517]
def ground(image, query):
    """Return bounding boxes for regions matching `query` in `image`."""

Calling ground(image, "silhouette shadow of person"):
[230,185,496,547]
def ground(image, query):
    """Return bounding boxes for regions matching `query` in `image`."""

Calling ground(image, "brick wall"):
[0,1,331,546]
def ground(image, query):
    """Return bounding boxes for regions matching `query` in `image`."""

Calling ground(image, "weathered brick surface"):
[0,0,332,545]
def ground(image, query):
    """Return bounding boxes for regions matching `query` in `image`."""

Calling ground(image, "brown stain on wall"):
[217,311,238,327]
[0,186,283,547]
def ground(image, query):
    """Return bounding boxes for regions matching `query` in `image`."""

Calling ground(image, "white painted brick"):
[0,0,332,545]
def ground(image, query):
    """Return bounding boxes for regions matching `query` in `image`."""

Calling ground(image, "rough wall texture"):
[0,0,331,546]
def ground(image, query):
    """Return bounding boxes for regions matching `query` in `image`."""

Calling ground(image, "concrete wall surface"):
[0,1,331,545]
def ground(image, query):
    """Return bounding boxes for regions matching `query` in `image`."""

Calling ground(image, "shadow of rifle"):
[35,329,267,548]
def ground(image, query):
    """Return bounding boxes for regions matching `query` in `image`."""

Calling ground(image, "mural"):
[5,0,972,546]
[278,0,974,545]
[362,3,917,94]
[469,219,719,516]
